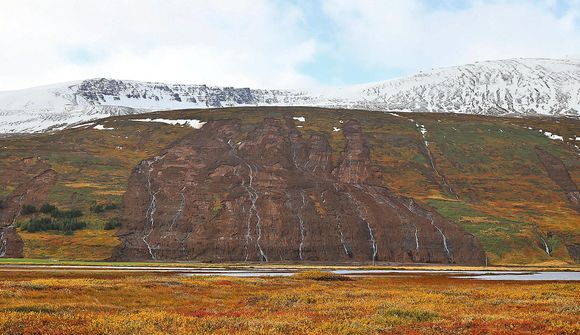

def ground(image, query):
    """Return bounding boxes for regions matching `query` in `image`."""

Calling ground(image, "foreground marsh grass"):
[0,270,577,334]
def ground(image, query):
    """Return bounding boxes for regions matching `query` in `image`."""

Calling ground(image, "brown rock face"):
[113,117,486,264]
[535,147,580,214]
[0,160,58,258]
[567,244,580,263]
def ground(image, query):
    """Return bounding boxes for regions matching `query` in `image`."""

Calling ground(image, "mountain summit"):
[1,58,579,133]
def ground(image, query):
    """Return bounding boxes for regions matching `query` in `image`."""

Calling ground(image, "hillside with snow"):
[1,58,579,133]
[355,58,580,116]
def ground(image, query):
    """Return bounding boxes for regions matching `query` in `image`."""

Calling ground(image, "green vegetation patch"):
[104,218,121,230]
[20,217,86,234]
[292,270,351,281]
[380,308,439,323]
[426,199,532,258]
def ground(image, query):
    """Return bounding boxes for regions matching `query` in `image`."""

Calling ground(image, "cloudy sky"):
[1,0,579,90]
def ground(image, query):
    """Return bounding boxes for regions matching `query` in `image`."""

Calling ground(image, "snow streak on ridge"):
[1,58,579,133]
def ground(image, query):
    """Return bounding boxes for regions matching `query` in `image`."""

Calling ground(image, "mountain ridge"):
[1,57,579,133]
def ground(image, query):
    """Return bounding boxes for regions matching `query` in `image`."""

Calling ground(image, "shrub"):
[21,204,37,215]
[40,203,57,214]
[7,306,54,313]
[104,218,121,230]
[104,203,118,211]
[211,205,222,216]
[91,202,118,213]
[58,218,86,233]
[91,204,104,213]
[292,271,352,281]
[22,217,86,233]
[24,217,55,232]
[51,209,83,219]
[211,195,223,216]
[381,309,439,322]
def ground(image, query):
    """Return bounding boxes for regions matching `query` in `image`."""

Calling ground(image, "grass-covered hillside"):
[0,107,578,265]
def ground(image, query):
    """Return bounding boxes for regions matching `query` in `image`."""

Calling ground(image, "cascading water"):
[335,215,351,257]
[403,199,452,262]
[345,191,377,262]
[320,189,351,257]
[431,216,451,259]
[227,139,267,262]
[540,236,551,256]
[405,120,459,199]
[291,144,299,169]
[142,155,165,260]
[179,232,192,258]
[357,185,419,254]
[245,163,267,262]
[162,186,186,239]
[170,187,186,230]
[0,231,6,257]
[414,226,420,252]
[297,191,307,260]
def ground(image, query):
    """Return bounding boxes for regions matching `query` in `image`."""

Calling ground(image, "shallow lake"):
[3,265,579,281]
[183,269,580,281]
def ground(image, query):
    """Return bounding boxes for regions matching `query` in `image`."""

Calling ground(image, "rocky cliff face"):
[0,158,58,258]
[535,147,580,214]
[113,116,485,264]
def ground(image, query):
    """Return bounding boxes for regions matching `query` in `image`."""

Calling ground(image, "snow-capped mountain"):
[1,58,579,133]
[354,58,580,116]
[0,80,315,133]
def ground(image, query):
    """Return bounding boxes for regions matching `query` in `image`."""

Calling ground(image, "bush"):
[91,202,118,213]
[91,204,104,213]
[51,208,83,219]
[58,218,86,233]
[23,217,55,232]
[40,203,57,214]
[381,309,439,322]
[21,217,86,233]
[104,218,121,230]
[292,271,352,281]
[21,204,37,215]
[104,203,118,211]
[211,195,223,216]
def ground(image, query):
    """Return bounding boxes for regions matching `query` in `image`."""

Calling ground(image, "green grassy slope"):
[0,107,578,265]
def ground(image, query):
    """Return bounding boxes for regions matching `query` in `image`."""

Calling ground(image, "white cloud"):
[1,0,580,91]
[0,0,317,90]
[322,0,580,74]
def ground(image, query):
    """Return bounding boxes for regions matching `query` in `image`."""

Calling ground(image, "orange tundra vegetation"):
[0,270,578,334]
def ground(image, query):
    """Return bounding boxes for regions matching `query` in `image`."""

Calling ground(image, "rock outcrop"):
[113,116,486,264]
[0,159,58,258]
[535,147,580,214]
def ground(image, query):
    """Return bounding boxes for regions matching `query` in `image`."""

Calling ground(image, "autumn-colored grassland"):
[0,269,577,335]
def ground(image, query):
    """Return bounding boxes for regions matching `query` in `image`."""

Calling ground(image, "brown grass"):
[292,270,352,281]
[0,269,577,334]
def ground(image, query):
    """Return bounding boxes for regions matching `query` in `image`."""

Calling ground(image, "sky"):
[1,0,580,90]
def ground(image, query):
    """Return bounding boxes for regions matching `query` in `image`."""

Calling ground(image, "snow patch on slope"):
[93,124,114,130]
[132,118,206,129]
[542,131,563,141]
